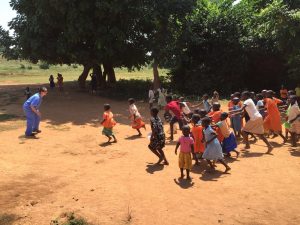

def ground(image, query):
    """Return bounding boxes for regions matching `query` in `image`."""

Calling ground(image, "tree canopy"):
[1,0,299,94]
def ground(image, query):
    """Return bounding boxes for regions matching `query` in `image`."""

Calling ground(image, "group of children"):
[100,87,300,180]
[48,73,64,91]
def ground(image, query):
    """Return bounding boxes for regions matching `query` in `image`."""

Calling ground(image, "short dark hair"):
[128,98,135,104]
[182,125,190,132]
[242,91,250,98]
[201,116,211,124]
[104,104,111,111]
[39,87,48,93]
[151,107,159,116]
[221,112,228,119]
[192,114,201,123]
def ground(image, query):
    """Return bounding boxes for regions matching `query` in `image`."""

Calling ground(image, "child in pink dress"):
[175,125,194,180]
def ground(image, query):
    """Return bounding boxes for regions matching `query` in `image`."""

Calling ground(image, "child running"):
[57,73,64,91]
[231,97,242,137]
[128,98,146,136]
[288,95,300,147]
[216,112,239,158]
[100,104,117,143]
[201,117,231,173]
[175,125,194,180]
[191,114,205,165]
[148,107,169,165]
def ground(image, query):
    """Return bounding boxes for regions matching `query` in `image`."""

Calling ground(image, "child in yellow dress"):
[175,125,194,180]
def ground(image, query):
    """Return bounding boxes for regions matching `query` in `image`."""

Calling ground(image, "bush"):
[50,212,92,225]
[27,65,32,70]
[20,64,25,69]
[72,64,78,69]
[39,62,50,69]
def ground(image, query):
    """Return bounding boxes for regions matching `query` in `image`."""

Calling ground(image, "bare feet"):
[156,158,163,165]
[224,167,231,173]
[236,151,240,158]
[113,139,117,143]
[186,176,191,180]
[107,137,112,143]
[244,144,250,149]
[265,146,273,154]
[180,174,185,179]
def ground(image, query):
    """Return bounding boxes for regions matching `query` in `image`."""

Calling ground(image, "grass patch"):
[51,212,92,225]
[0,57,168,84]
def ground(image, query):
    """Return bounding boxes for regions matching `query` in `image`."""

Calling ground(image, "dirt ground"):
[0,83,300,225]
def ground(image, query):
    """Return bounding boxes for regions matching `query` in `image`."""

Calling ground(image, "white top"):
[244,98,262,120]
[148,90,155,103]
[256,100,264,109]
[288,103,300,122]
[181,102,191,114]
[129,104,141,118]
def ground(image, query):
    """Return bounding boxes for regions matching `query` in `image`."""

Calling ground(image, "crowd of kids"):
[99,85,300,180]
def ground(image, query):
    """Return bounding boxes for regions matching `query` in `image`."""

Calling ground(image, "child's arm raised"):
[175,142,180,155]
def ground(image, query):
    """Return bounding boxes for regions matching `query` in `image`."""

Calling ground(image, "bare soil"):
[0,83,300,225]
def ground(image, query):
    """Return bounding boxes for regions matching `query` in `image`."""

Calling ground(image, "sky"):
[0,0,16,30]
[0,0,242,30]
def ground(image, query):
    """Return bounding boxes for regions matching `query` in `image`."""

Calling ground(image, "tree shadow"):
[288,147,300,157]
[224,156,240,163]
[145,163,164,174]
[173,178,194,189]
[0,214,19,225]
[200,169,225,181]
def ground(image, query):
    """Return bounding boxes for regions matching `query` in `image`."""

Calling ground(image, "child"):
[165,95,183,140]
[207,103,222,123]
[191,114,205,165]
[210,91,219,105]
[148,85,155,109]
[179,97,192,124]
[24,87,31,100]
[100,104,117,143]
[201,117,231,173]
[208,103,224,143]
[192,94,211,113]
[148,107,169,165]
[49,75,55,89]
[216,112,239,158]
[231,97,242,137]
[175,125,194,180]
[288,95,300,147]
[256,94,265,118]
[90,73,97,94]
[157,88,167,109]
[57,73,64,91]
[128,98,146,136]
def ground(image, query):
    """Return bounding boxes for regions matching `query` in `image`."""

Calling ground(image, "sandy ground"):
[0,83,300,225]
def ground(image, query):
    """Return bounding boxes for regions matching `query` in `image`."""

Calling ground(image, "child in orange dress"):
[208,103,224,143]
[191,114,205,165]
[100,104,117,143]
[264,91,287,143]
[128,98,146,136]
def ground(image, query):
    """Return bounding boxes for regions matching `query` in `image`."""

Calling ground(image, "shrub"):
[72,64,78,69]
[20,64,25,69]
[27,65,32,70]
[39,62,50,69]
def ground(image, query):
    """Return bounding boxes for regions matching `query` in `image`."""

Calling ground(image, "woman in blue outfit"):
[23,87,48,137]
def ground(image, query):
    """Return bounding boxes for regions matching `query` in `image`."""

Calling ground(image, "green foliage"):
[20,64,25,69]
[50,213,92,225]
[39,62,50,70]
[27,65,32,70]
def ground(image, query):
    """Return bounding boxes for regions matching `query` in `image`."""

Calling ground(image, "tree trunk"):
[153,59,160,90]
[104,63,116,84]
[92,64,103,87]
[78,64,91,89]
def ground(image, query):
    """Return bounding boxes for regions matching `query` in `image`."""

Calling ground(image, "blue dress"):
[231,105,242,131]
[202,126,224,160]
